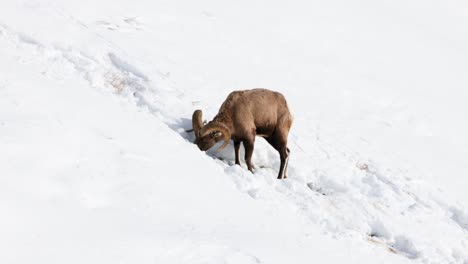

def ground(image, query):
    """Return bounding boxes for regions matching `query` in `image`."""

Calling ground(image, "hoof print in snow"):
[247,189,260,199]
[123,17,144,30]
[449,207,468,231]
[95,21,119,30]
[368,220,391,240]
[95,17,144,31]
[367,225,419,260]
[306,182,327,195]
[356,162,369,171]
[368,234,397,254]
[391,236,420,260]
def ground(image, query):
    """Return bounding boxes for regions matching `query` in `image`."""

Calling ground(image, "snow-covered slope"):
[1,0,467,263]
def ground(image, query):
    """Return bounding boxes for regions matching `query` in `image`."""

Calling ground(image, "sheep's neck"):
[212,113,234,133]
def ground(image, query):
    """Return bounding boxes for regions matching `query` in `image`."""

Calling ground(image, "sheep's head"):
[191,110,230,152]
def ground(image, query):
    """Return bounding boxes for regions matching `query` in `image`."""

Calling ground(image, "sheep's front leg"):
[243,138,255,172]
[234,140,241,165]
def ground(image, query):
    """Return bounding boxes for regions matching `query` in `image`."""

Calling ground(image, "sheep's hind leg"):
[282,147,290,179]
[265,136,289,179]
[278,147,289,179]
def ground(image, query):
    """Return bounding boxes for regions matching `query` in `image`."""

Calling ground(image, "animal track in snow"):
[368,219,392,240]
[123,17,144,29]
[367,221,420,260]
[392,235,420,259]
[108,53,148,81]
[95,16,145,31]
[449,207,468,231]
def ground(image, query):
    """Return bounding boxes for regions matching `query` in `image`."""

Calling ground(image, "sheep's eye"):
[209,131,217,138]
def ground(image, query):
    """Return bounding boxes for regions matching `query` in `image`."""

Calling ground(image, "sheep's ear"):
[210,131,222,138]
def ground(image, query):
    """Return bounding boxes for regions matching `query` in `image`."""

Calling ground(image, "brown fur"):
[192,88,293,179]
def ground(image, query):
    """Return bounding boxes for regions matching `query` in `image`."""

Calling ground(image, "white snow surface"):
[1,0,468,263]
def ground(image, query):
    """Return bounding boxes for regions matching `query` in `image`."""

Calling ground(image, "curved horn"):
[191,110,203,139]
[201,122,231,151]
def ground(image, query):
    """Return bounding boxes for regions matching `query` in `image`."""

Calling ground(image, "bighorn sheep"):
[190,88,293,179]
